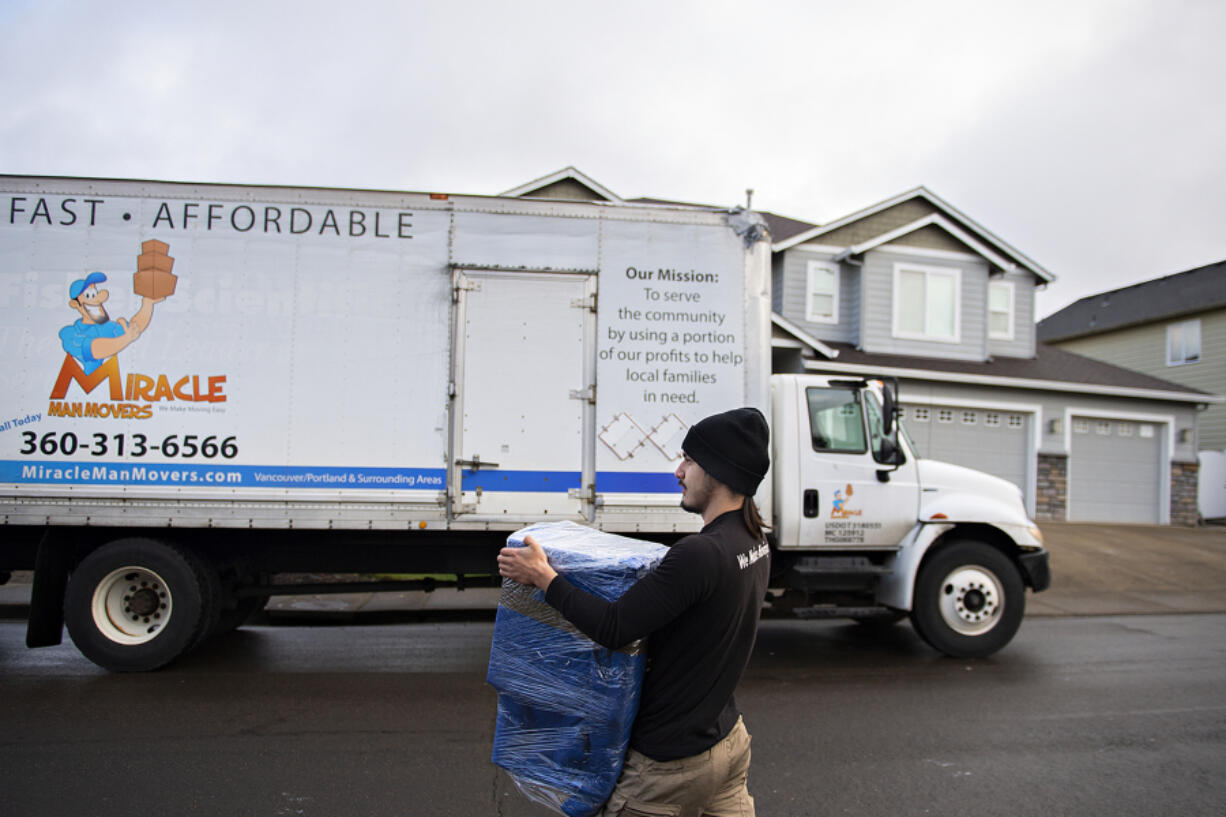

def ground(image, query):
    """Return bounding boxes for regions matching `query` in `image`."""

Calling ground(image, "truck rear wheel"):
[910,540,1024,659]
[64,538,217,672]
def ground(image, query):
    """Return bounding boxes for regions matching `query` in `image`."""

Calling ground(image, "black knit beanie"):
[681,407,770,497]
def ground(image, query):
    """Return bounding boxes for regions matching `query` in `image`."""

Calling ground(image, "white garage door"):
[1069,417,1163,524]
[900,405,1031,501]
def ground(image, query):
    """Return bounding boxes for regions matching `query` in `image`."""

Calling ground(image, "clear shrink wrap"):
[488,521,668,817]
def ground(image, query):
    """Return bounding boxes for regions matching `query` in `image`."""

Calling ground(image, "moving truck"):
[0,175,1050,671]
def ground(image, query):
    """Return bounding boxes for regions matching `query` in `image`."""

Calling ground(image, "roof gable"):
[1038,260,1226,342]
[500,166,623,202]
[776,186,1054,282]
[832,212,1017,272]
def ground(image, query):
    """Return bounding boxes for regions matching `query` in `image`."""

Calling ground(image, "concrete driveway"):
[1029,521,1226,616]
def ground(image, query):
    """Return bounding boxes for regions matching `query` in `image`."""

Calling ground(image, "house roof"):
[772,315,1215,404]
[500,166,623,202]
[1038,260,1226,342]
[499,173,1055,285]
[771,313,841,359]
[759,210,819,244]
[774,186,1055,283]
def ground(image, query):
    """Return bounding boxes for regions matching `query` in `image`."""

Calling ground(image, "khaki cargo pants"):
[600,717,755,817]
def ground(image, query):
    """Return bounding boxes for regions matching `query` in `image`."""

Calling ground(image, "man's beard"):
[679,482,709,515]
[84,303,110,324]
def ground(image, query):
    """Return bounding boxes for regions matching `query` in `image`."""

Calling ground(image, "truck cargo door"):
[450,269,595,520]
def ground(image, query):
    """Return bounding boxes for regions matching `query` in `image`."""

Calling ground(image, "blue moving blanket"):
[488,521,668,817]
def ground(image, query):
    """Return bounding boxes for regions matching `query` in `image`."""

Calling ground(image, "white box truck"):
[0,175,1049,671]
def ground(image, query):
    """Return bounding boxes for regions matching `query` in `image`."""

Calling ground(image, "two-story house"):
[1037,262,1226,453]
[504,168,1214,524]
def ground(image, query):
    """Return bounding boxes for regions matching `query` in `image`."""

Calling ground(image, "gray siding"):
[1053,307,1226,450]
[1053,323,1167,371]
[777,247,860,345]
[860,247,988,362]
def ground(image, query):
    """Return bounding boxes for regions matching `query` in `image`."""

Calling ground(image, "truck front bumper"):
[1018,548,1051,593]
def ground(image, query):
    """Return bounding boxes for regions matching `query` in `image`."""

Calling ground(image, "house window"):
[988,280,1015,341]
[984,413,1001,427]
[961,411,977,425]
[937,408,955,424]
[805,260,839,324]
[893,264,961,343]
[1167,319,1201,366]
[911,407,930,422]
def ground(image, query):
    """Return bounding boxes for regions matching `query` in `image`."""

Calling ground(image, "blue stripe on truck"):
[462,470,680,494]
[0,460,446,490]
[0,461,681,494]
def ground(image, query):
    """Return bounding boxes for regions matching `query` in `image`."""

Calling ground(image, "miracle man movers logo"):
[48,240,226,418]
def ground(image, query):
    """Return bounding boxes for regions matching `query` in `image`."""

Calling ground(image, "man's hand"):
[128,295,163,334]
[116,317,143,341]
[497,534,558,590]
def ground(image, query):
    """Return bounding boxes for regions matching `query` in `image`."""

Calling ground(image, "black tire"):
[910,540,1025,659]
[64,538,218,672]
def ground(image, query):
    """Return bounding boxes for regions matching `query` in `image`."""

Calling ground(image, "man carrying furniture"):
[498,407,771,817]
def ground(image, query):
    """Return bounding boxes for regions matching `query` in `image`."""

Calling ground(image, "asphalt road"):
[3,611,1225,816]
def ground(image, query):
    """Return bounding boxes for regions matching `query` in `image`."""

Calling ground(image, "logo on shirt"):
[737,541,769,570]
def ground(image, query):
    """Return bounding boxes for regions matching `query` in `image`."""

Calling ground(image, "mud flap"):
[27,530,72,648]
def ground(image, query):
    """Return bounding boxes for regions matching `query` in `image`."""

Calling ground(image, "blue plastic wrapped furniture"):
[488,521,668,817]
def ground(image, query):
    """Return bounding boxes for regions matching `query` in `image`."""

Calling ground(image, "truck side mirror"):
[878,435,897,461]
[875,436,903,482]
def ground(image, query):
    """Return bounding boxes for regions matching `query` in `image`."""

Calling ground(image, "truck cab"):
[769,374,1051,658]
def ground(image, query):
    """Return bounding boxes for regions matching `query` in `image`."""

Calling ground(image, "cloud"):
[1,0,1223,320]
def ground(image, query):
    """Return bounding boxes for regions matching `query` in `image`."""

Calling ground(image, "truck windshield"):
[897,419,919,458]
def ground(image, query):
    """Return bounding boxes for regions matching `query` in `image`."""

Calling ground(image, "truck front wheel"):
[910,540,1024,659]
[64,538,217,672]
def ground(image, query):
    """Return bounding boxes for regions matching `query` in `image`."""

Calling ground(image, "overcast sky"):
[2,0,1222,318]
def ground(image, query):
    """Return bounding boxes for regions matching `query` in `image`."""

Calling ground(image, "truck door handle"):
[456,454,500,471]
[803,489,819,518]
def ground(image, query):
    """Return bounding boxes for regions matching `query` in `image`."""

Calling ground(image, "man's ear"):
[68,299,79,308]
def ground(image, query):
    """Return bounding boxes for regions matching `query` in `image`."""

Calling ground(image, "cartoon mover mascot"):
[59,240,176,375]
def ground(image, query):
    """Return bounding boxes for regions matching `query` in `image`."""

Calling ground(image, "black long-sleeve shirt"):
[544,509,770,761]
